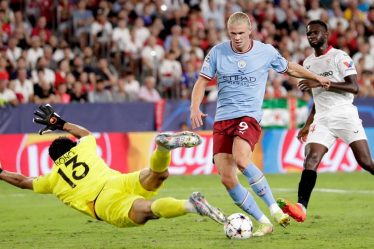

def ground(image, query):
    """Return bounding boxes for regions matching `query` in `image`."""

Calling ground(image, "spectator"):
[0,0,15,24]
[26,36,44,69]
[0,72,17,107]
[88,78,113,103]
[123,72,140,102]
[72,0,94,49]
[134,16,150,46]
[31,16,52,42]
[202,0,225,31]
[91,8,112,57]
[70,81,88,103]
[54,59,71,88]
[141,35,165,77]
[111,77,128,103]
[353,41,374,72]
[181,60,198,99]
[94,58,117,87]
[33,70,56,104]
[6,37,22,69]
[0,9,11,42]
[111,18,130,68]
[164,25,190,53]
[9,68,34,103]
[55,83,71,104]
[138,75,161,102]
[31,57,55,86]
[158,51,182,99]
[11,11,32,38]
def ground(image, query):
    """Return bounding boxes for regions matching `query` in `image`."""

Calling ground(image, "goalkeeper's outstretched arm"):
[62,122,91,139]
[0,162,34,190]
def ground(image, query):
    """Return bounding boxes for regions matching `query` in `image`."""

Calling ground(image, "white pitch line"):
[274,188,374,195]
[159,187,374,195]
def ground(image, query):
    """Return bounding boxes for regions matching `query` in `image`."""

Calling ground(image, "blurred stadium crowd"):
[0,0,373,107]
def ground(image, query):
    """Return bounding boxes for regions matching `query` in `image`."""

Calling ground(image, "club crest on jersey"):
[343,61,353,68]
[238,60,246,69]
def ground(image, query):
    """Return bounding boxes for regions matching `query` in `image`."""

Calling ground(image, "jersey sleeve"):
[33,174,52,194]
[269,46,289,73]
[200,46,217,80]
[335,51,357,77]
[76,135,97,153]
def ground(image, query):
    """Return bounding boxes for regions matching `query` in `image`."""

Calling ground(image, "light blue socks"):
[228,183,264,220]
[242,163,276,207]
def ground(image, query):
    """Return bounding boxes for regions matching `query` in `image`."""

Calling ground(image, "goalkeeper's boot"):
[156,131,202,150]
[277,198,306,222]
[252,223,273,237]
[273,210,290,228]
[189,192,227,225]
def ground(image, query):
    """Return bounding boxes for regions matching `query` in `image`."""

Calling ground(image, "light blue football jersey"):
[200,40,288,122]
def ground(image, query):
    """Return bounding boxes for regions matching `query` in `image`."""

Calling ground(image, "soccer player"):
[0,104,226,228]
[190,12,331,236]
[277,20,374,222]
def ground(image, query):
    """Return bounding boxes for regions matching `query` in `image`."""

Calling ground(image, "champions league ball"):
[224,213,253,239]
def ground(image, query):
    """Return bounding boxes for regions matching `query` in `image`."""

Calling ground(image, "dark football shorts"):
[213,116,261,155]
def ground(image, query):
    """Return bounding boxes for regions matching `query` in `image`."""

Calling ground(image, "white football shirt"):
[303,46,357,114]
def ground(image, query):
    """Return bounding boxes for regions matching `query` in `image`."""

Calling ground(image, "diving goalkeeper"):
[0,104,226,227]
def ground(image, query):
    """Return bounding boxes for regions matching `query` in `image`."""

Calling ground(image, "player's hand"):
[315,75,330,88]
[33,104,66,135]
[190,108,208,129]
[297,126,309,143]
[298,80,317,91]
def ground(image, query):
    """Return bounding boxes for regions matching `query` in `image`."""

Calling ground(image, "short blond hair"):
[227,12,251,29]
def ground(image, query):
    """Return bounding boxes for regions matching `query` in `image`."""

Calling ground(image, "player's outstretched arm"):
[62,122,90,139]
[0,162,34,190]
[286,62,330,88]
[190,76,209,129]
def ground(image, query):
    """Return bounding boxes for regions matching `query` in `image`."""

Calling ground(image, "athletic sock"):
[151,197,187,218]
[297,169,317,208]
[228,183,265,221]
[242,164,276,208]
[150,149,171,173]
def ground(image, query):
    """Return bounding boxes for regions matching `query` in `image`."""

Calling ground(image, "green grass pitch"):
[1,172,374,249]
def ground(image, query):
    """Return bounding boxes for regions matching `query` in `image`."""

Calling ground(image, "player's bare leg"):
[350,140,374,175]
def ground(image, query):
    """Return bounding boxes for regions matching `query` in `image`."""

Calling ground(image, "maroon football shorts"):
[213,116,261,155]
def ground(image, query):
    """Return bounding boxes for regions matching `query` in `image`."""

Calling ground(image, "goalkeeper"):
[0,104,226,227]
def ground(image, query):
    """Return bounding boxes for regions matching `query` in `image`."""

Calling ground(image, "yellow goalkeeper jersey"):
[33,135,120,218]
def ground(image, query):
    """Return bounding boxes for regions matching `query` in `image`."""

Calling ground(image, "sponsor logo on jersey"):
[221,74,256,87]
[319,71,333,77]
[343,61,353,68]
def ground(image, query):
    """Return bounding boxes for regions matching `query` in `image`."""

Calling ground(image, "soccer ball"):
[224,213,253,239]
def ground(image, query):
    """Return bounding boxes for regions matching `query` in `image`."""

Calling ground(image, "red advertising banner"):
[0,133,129,176]
[281,129,361,172]
[0,131,264,176]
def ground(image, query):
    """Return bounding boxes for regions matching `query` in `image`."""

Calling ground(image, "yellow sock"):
[151,197,187,218]
[150,149,171,173]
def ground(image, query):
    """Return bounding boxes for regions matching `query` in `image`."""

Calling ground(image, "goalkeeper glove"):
[33,104,66,135]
